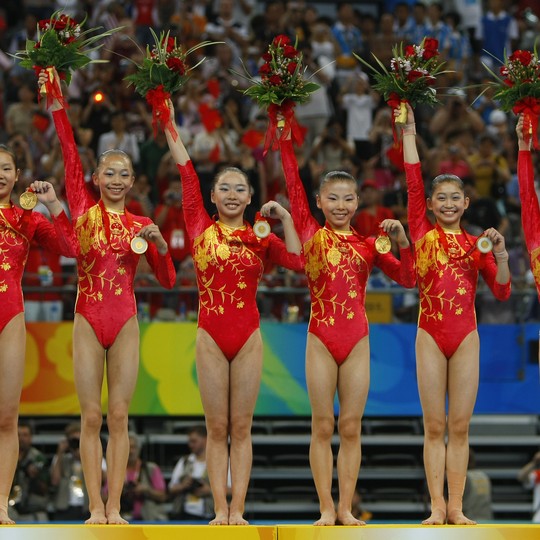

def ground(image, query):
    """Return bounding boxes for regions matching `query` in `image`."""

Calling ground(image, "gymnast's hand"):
[483,227,506,255]
[260,200,292,222]
[137,224,168,255]
[379,218,410,248]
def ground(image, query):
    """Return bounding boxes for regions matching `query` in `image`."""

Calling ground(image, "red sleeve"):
[141,217,176,289]
[176,161,212,243]
[280,138,320,244]
[479,254,511,301]
[52,109,95,220]
[266,233,305,272]
[374,242,417,288]
[518,150,540,252]
[404,162,431,243]
[32,210,79,258]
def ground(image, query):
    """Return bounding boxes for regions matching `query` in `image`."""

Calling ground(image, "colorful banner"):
[19,322,540,416]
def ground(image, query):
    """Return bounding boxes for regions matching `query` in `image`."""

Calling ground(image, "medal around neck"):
[253,217,271,239]
[375,234,391,254]
[476,236,493,254]
[19,190,38,210]
[131,236,148,254]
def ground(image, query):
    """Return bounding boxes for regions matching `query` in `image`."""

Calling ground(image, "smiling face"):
[0,149,19,204]
[427,179,469,229]
[93,151,134,209]
[211,169,251,225]
[317,178,359,231]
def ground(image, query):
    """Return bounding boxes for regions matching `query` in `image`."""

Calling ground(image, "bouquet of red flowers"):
[239,34,320,153]
[125,30,216,138]
[483,48,540,148]
[14,11,119,107]
[358,38,446,126]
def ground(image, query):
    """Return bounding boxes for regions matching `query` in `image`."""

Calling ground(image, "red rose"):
[283,45,298,58]
[404,45,415,57]
[52,16,69,31]
[425,75,436,86]
[503,78,514,87]
[38,19,51,31]
[423,38,438,53]
[272,34,291,47]
[509,50,533,66]
[269,74,282,85]
[64,35,76,44]
[407,70,424,82]
[166,56,185,74]
[161,37,176,53]
[500,66,508,77]
[422,46,439,60]
[262,52,272,62]
[287,62,298,74]
[259,63,272,75]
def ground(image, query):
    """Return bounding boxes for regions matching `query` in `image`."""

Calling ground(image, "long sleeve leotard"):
[177,160,304,361]
[53,109,176,348]
[0,203,78,331]
[517,150,540,299]
[281,139,416,365]
[405,161,511,358]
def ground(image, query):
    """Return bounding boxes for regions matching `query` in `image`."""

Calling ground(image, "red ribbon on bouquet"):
[264,100,305,155]
[513,97,540,150]
[387,92,410,146]
[36,66,67,109]
[146,85,177,141]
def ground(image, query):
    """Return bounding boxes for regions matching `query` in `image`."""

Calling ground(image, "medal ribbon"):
[98,200,136,251]
[435,223,481,263]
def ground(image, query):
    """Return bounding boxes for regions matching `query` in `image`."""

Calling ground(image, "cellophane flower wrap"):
[484,48,540,148]
[14,10,119,108]
[125,30,215,139]
[241,34,320,153]
[357,37,446,133]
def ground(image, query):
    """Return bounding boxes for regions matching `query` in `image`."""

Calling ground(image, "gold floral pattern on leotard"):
[75,205,138,303]
[304,228,368,327]
[193,223,262,317]
[531,246,540,291]
[0,211,27,294]
[415,229,476,323]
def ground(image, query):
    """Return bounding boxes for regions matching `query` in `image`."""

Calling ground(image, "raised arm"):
[279,137,320,244]
[40,68,95,220]
[164,101,212,242]
[399,104,431,243]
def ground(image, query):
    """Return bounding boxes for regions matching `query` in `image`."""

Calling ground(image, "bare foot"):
[85,509,108,525]
[209,511,229,525]
[422,507,446,525]
[105,511,128,525]
[228,512,248,525]
[314,509,337,526]
[447,509,476,525]
[0,508,15,525]
[337,510,365,526]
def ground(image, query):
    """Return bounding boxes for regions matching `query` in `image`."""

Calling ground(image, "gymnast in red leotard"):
[163,101,303,525]
[0,146,78,525]
[400,104,511,526]
[279,130,415,526]
[43,68,176,525]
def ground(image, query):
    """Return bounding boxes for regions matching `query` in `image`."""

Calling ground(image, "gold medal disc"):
[131,236,148,254]
[375,235,391,254]
[476,236,493,254]
[253,220,271,239]
[20,190,38,210]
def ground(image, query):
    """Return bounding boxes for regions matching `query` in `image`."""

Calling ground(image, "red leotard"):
[405,162,511,358]
[517,150,540,299]
[177,161,304,361]
[280,139,416,365]
[52,109,176,349]
[0,203,78,331]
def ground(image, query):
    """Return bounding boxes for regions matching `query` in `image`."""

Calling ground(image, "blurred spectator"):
[353,179,395,238]
[8,423,49,522]
[132,0,160,47]
[409,2,428,44]
[425,2,451,58]
[393,2,414,42]
[5,82,39,138]
[436,141,472,180]
[310,118,354,173]
[332,2,364,84]
[351,489,372,523]
[444,11,471,86]
[518,450,540,522]
[97,111,140,167]
[169,425,213,521]
[50,422,89,521]
[462,449,493,522]
[118,434,167,522]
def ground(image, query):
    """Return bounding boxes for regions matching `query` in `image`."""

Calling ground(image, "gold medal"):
[131,236,148,254]
[375,234,391,254]
[19,190,38,210]
[253,220,271,239]
[476,236,493,254]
